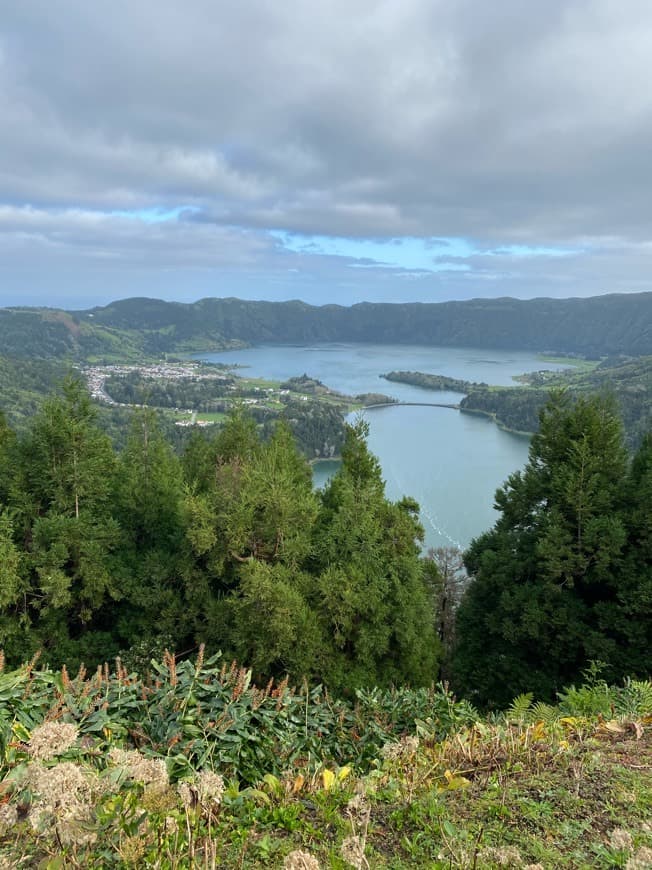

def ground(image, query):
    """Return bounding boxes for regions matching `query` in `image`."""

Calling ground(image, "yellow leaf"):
[12,722,30,742]
[337,765,352,782]
[531,722,547,741]
[443,769,470,789]
[292,774,305,793]
[560,717,579,728]
[322,769,335,791]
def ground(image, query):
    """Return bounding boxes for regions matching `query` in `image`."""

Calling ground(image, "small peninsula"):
[381,370,487,393]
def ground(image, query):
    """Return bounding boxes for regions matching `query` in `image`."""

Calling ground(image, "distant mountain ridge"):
[1,292,651,359]
[75,292,652,356]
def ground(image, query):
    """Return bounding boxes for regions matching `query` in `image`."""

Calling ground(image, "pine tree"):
[224,421,317,566]
[112,409,186,651]
[183,412,318,660]
[0,412,16,506]
[313,419,439,690]
[9,376,120,666]
[612,433,652,677]
[225,560,324,679]
[453,392,634,707]
[0,510,27,655]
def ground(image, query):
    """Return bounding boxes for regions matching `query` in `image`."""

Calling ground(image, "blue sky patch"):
[271,231,576,273]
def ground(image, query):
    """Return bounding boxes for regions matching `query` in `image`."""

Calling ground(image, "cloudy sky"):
[2,0,652,309]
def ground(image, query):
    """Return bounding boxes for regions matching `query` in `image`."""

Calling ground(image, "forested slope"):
[0,308,146,360]
[2,292,651,361]
[461,354,652,447]
[1,389,651,859]
[0,379,649,707]
[0,354,68,425]
[0,382,439,690]
[79,292,652,356]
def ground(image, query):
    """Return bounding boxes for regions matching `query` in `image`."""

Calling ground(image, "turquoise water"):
[197,344,567,550]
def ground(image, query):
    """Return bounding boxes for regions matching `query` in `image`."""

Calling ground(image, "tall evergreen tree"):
[0,510,26,654]
[225,560,324,679]
[112,409,186,650]
[9,376,120,665]
[183,413,318,658]
[312,419,439,690]
[613,433,652,677]
[453,392,636,707]
[0,412,16,506]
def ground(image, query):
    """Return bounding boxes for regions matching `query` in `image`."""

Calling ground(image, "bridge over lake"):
[364,401,460,410]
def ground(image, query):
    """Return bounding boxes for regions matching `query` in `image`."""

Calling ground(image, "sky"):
[2,0,652,309]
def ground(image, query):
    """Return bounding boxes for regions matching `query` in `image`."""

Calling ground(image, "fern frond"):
[615,679,652,718]
[507,693,534,723]
[531,701,559,724]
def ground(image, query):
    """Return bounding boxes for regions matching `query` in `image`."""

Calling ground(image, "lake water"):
[197,344,569,551]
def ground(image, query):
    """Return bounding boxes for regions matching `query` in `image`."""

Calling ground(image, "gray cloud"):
[2,0,652,305]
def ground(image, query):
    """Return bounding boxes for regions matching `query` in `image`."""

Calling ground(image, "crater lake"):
[196,344,570,550]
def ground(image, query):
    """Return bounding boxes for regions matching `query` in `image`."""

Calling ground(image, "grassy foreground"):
[0,651,650,868]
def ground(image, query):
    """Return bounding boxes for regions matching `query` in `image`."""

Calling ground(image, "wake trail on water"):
[386,463,462,550]
[419,504,463,550]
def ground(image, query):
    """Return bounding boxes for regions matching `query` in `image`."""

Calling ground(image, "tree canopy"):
[0,387,440,692]
[0,379,649,704]
[453,392,651,707]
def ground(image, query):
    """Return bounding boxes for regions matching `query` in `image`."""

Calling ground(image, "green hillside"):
[0,354,68,427]
[78,292,652,357]
[0,308,148,361]
[460,355,652,447]
[2,292,651,363]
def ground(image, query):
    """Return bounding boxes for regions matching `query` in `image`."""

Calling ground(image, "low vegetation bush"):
[0,649,478,788]
[0,652,650,868]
